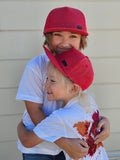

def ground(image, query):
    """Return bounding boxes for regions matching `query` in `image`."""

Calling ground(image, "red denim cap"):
[44,6,88,36]
[43,46,94,91]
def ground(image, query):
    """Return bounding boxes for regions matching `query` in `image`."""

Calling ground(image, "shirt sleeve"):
[16,59,44,103]
[33,110,66,142]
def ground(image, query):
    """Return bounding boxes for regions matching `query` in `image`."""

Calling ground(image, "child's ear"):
[71,84,80,94]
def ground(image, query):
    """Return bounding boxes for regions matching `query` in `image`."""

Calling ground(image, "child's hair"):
[47,61,73,93]
[47,61,92,112]
[43,7,88,51]
[44,33,87,51]
[43,7,88,36]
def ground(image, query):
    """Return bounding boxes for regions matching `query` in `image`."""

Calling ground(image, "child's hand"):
[94,116,110,144]
[55,138,89,159]
[66,138,89,159]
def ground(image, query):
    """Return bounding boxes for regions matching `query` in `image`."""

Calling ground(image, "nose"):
[44,81,48,89]
[44,79,49,89]
[60,37,71,48]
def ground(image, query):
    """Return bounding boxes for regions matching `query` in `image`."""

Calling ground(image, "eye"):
[51,79,56,83]
[70,34,77,38]
[53,32,61,36]
[46,77,48,82]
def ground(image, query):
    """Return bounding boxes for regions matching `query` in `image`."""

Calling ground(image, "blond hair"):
[47,61,73,93]
[47,61,92,112]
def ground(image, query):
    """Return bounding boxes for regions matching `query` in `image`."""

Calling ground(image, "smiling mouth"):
[55,48,72,54]
[47,91,52,95]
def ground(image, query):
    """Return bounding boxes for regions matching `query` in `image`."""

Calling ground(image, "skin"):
[50,31,81,54]
[17,63,89,158]
[44,63,77,105]
[18,63,110,159]
[94,116,110,144]
[24,31,81,125]
[18,31,110,159]
[17,121,89,159]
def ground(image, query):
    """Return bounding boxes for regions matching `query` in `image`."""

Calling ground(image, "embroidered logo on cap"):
[77,25,82,30]
[62,60,67,66]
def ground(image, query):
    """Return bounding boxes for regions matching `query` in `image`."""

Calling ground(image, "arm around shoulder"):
[17,121,44,148]
[55,137,89,159]
[24,101,46,125]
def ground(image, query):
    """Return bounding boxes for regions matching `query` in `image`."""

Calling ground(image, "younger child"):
[18,46,109,160]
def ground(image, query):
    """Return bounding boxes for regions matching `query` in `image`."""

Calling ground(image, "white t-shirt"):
[33,97,109,160]
[16,53,63,154]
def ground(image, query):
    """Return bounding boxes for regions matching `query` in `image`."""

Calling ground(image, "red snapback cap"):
[44,7,88,36]
[43,46,94,91]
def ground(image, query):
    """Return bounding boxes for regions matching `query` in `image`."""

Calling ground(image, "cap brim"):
[43,46,65,75]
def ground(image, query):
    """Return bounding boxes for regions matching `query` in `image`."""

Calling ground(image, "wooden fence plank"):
[0,1,119,30]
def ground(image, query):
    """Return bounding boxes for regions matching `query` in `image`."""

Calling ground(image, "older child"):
[18,47,109,160]
[16,6,110,160]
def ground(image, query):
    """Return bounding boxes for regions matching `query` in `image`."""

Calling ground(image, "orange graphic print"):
[73,121,90,136]
[73,110,103,156]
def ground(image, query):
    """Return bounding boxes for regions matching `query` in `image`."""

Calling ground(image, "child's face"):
[50,31,81,54]
[44,63,73,105]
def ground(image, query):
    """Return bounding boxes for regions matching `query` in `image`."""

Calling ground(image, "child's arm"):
[94,116,110,144]
[17,121,44,148]
[18,109,89,159]
[24,101,46,125]
[17,120,89,159]
[55,137,89,159]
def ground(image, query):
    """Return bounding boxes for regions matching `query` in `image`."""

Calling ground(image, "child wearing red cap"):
[18,47,109,160]
[16,6,110,160]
